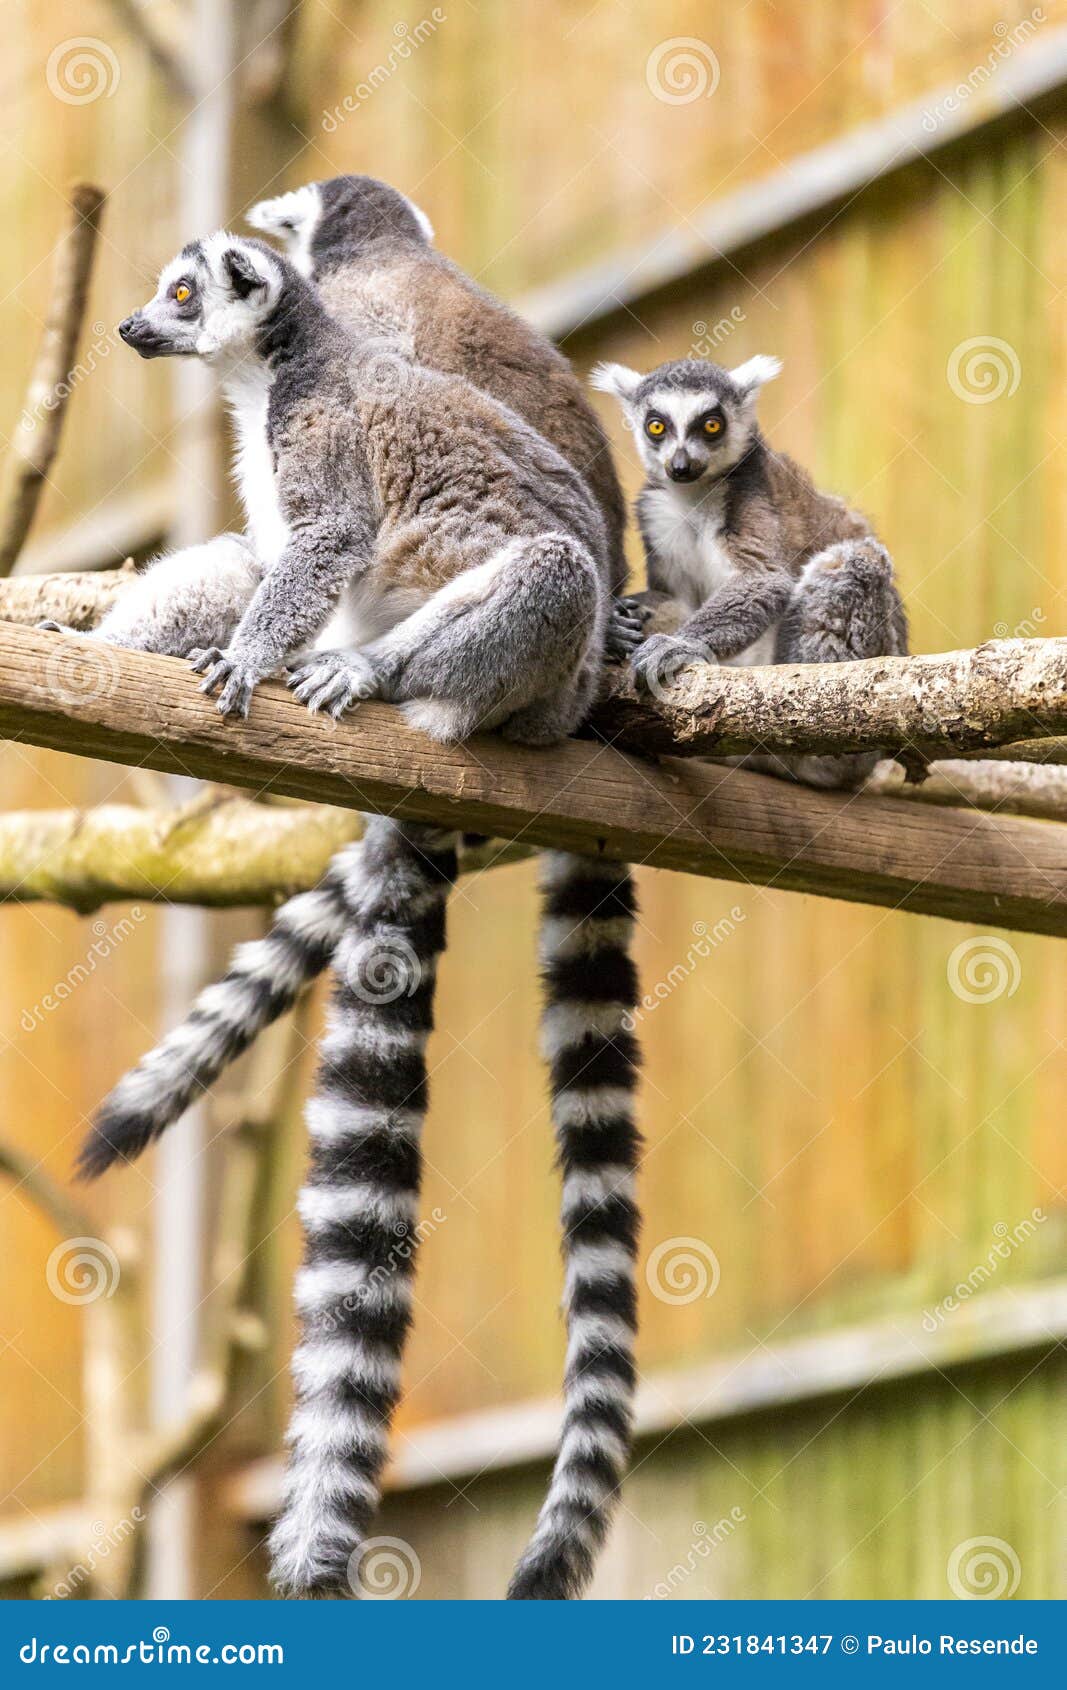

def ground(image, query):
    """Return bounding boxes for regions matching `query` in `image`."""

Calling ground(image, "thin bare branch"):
[0,185,107,577]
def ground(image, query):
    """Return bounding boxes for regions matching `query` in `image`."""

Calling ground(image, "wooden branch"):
[0,563,132,630]
[592,639,1067,762]
[865,757,1067,823]
[0,186,107,578]
[107,0,196,99]
[0,798,532,913]
[0,1140,94,1239]
[3,626,1067,935]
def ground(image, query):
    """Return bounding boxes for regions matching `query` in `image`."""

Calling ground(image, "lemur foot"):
[631,632,717,698]
[189,647,258,718]
[604,595,651,662]
[37,619,79,636]
[286,650,379,718]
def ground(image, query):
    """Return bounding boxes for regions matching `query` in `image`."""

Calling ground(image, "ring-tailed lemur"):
[246,174,633,605]
[594,355,908,788]
[63,233,641,1601]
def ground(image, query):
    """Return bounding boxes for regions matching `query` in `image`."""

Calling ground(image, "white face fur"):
[118,233,284,365]
[592,354,781,488]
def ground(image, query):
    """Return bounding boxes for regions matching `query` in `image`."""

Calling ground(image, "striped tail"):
[269,817,459,1597]
[508,851,641,1600]
[76,856,353,1179]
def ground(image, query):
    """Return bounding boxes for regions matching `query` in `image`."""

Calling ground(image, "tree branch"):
[0,185,107,577]
[107,0,197,100]
[592,639,1067,762]
[2,625,1067,935]
[0,797,532,912]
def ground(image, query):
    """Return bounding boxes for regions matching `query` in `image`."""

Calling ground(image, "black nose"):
[668,451,700,483]
[117,316,137,343]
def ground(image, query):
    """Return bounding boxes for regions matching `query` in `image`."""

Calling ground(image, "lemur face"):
[118,235,283,364]
[592,354,781,488]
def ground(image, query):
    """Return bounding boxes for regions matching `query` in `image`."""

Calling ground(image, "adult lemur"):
[62,233,641,1601]
[594,355,908,787]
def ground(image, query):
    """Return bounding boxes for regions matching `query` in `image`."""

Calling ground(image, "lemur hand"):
[631,632,717,698]
[189,647,260,718]
[286,649,379,719]
[604,596,651,662]
[37,619,81,636]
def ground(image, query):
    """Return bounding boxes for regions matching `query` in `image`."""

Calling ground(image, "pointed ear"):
[730,354,782,397]
[590,361,642,403]
[224,246,267,299]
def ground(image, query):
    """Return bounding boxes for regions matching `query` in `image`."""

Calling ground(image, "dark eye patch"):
[691,407,726,439]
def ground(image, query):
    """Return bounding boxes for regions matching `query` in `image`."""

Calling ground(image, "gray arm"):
[676,568,795,660]
[192,513,375,717]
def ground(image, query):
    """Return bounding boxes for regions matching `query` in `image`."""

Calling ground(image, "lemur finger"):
[189,646,223,675]
[197,658,233,697]
[37,619,74,634]
[217,672,253,718]
[290,667,333,706]
[306,672,353,715]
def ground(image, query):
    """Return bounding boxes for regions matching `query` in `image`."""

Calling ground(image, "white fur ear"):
[590,362,642,403]
[400,194,434,243]
[730,354,782,395]
[246,185,320,241]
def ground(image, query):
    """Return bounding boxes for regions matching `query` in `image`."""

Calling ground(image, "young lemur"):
[64,233,641,1603]
[594,355,908,788]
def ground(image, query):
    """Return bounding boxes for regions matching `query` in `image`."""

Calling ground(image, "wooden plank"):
[222,1276,1067,1517]
[520,31,1067,339]
[2,626,1067,934]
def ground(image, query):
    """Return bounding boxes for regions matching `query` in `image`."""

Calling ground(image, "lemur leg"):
[40,534,260,657]
[743,538,907,790]
[289,534,602,742]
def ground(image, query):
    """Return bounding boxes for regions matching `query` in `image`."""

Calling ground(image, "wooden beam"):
[223,1276,1067,1516]
[2,626,1066,935]
[520,30,1067,340]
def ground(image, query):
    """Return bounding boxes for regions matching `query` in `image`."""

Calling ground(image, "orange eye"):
[704,415,723,436]
[646,417,666,438]
[175,284,191,304]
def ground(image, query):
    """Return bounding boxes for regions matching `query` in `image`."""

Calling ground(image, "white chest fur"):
[223,364,290,569]
[641,483,778,667]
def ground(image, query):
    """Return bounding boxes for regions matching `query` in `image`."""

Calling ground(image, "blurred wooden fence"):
[2,0,1067,1599]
